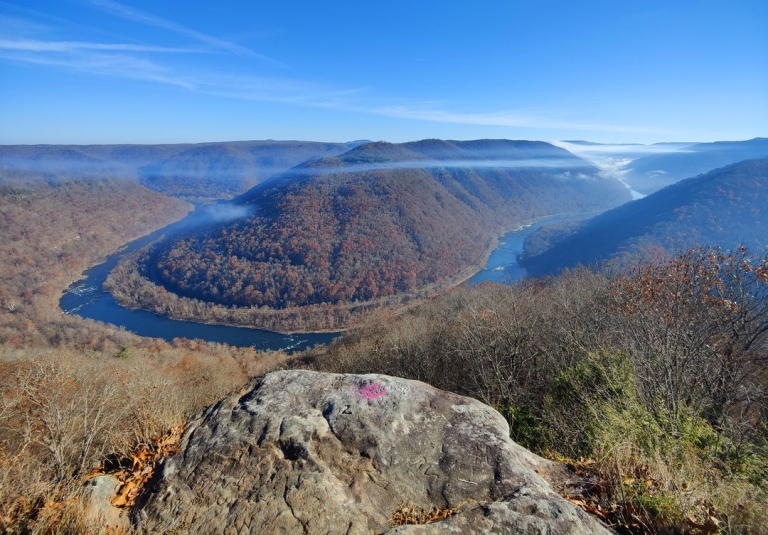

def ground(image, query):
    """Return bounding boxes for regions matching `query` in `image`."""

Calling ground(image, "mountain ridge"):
[135,139,629,320]
[520,157,768,276]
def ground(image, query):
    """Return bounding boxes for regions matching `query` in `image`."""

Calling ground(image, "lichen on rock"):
[132,370,611,534]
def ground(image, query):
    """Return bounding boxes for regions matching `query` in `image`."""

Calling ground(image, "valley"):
[116,139,629,330]
[621,137,768,194]
[520,157,768,276]
[2,136,767,534]
[3,2,766,532]
[59,206,338,350]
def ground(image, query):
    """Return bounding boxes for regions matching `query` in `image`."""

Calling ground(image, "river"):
[59,207,338,353]
[61,208,577,350]
[467,214,579,284]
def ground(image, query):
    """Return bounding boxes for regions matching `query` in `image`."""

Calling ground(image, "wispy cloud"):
[372,105,671,135]
[84,0,275,62]
[0,5,669,139]
[0,36,326,98]
[0,38,201,53]
[0,50,195,88]
[375,106,541,127]
[201,75,366,107]
[0,14,51,35]
[0,41,348,101]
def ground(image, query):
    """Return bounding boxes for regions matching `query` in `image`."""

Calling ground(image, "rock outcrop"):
[133,371,611,534]
[82,475,130,532]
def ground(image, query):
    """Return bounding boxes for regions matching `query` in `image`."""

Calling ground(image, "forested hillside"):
[0,178,190,333]
[297,247,768,533]
[0,178,287,532]
[141,139,630,316]
[520,157,768,276]
[2,163,765,534]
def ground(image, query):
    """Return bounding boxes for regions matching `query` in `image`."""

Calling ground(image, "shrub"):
[301,247,768,533]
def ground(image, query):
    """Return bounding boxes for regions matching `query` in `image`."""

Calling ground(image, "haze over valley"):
[4,135,767,331]
[1,1,766,533]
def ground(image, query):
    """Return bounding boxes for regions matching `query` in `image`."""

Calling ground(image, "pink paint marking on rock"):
[358,382,388,401]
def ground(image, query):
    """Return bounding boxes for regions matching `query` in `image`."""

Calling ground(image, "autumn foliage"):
[0,179,288,533]
[128,140,630,329]
[302,246,768,533]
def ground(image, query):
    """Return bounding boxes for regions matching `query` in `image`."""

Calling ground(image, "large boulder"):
[133,370,610,534]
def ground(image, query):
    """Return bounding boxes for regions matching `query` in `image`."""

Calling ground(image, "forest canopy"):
[143,140,631,310]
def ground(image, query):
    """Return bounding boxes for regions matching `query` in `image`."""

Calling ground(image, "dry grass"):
[0,349,253,533]
[0,179,295,533]
[300,256,768,534]
[389,503,460,527]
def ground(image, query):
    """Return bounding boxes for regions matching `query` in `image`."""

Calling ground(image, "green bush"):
[542,349,767,532]
[494,403,545,451]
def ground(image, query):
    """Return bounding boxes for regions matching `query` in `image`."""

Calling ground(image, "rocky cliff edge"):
[128,370,611,534]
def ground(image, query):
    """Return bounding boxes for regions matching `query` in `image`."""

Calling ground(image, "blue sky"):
[0,0,766,145]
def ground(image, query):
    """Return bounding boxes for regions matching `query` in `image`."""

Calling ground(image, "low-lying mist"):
[0,156,139,181]
[199,203,253,223]
[554,141,693,184]
[302,157,595,175]
[149,202,256,240]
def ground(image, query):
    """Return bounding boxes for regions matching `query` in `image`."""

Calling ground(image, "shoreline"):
[53,203,193,313]
[100,208,599,336]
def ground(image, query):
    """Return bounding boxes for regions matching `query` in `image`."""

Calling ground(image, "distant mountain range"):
[7,135,766,326]
[0,144,181,182]
[622,138,768,194]
[138,141,363,199]
[5,137,764,202]
[562,140,696,149]
[0,141,364,200]
[520,157,768,276]
[143,139,631,310]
